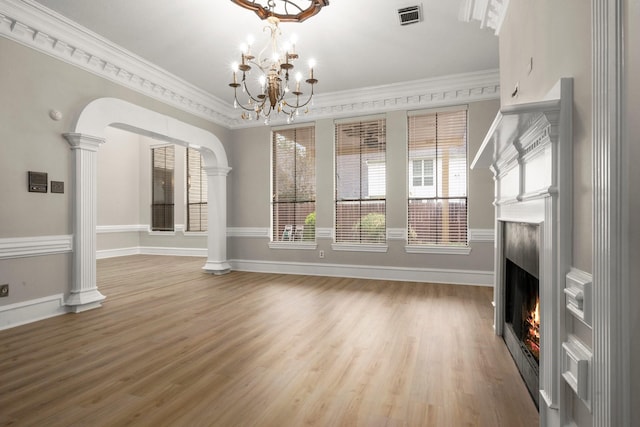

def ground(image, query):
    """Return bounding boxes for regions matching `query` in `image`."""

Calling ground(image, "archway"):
[65,98,231,313]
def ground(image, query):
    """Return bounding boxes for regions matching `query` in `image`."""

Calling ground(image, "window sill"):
[331,243,388,253]
[405,245,471,255]
[268,242,318,250]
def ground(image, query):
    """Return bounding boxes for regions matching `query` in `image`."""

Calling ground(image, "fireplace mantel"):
[471,78,574,424]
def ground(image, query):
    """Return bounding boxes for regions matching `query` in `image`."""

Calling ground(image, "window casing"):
[272,126,316,242]
[151,145,175,231]
[335,118,386,244]
[408,108,468,245]
[187,148,207,232]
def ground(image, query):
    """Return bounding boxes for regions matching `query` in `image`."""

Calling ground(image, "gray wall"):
[227,100,499,272]
[499,0,592,275]
[0,37,229,305]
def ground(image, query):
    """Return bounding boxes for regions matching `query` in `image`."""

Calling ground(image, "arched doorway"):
[65,98,231,313]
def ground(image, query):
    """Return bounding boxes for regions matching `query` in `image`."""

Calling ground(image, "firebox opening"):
[502,221,541,409]
[505,258,540,364]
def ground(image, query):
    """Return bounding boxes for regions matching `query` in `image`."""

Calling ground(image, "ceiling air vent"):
[398,5,422,26]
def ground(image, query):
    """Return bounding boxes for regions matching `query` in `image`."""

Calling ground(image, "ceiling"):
[31,0,499,107]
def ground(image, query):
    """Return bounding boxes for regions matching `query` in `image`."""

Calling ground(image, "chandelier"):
[230,0,329,23]
[230,0,327,123]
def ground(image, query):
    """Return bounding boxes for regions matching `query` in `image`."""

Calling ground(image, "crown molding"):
[459,0,510,35]
[1,0,500,131]
[0,0,238,127]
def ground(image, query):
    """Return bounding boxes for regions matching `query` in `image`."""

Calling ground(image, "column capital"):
[203,165,232,177]
[63,133,105,151]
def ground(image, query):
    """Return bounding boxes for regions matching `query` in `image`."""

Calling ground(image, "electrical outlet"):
[319,250,325,258]
[0,284,8,297]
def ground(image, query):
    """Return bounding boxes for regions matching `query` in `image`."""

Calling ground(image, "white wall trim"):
[331,243,389,253]
[315,227,334,239]
[268,242,318,250]
[0,235,73,259]
[0,0,500,130]
[0,293,67,331]
[139,246,207,257]
[226,227,270,238]
[230,259,494,286]
[96,224,148,234]
[459,0,511,35]
[386,228,406,241]
[96,247,140,259]
[405,245,472,255]
[592,0,627,423]
[469,228,495,242]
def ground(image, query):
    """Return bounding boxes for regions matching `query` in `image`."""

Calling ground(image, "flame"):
[524,297,541,362]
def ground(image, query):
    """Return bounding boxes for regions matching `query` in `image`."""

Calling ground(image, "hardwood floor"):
[0,255,538,426]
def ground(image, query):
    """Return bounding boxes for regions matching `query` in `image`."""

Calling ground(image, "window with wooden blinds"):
[335,118,386,244]
[272,126,316,242]
[151,145,175,231]
[408,108,468,245]
[187,148,207,232]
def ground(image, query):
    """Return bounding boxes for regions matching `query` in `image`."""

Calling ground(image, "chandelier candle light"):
[230,17,317,123]
[229,1,328,123]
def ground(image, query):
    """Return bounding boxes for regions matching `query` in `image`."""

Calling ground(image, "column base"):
[202,260,232,275]
[66,288,106,313]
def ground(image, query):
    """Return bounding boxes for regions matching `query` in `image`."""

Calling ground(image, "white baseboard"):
[139,247,207,257]
[96,247,141,259]
[96,246,493,285]
[0,294,67,331]
[97,246,207,259]
[229,259,494,286]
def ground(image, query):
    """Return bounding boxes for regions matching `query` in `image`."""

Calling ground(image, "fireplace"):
[471,79,574,423]
[502,221,540,407]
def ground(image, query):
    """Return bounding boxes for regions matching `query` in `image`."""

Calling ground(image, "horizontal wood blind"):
[151,145,175,231]
[272,126,316,241]
[408,109,467,245]
[187,148,207,232]
[335,118,386,244]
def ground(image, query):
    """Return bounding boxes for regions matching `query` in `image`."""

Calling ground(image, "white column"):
[592,0,626,424]
[202,165,232,274]
[64,133,106,312]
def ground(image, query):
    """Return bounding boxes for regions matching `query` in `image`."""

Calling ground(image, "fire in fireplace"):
[503,221,540,407]
[524,298,540,361]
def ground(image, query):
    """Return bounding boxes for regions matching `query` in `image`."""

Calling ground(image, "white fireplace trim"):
[472,78,573,417]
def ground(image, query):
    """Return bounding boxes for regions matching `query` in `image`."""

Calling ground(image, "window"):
[272,126,316,242]
[151,145,175,231]
[187,148,207,232]
[408,108,468,245]
[411,159,434,188]
[335,118,386,244]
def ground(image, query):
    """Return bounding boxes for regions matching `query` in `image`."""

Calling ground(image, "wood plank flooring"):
[0,255,538,426]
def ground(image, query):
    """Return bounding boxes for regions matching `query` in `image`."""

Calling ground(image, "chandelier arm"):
[284,85,315,109]
[233,90,261,113]
[239,73,268,107]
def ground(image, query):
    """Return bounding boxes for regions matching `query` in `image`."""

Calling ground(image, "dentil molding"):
[0,0,500,130]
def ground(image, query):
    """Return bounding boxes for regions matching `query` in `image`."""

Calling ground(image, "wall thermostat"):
[28,171,48,193]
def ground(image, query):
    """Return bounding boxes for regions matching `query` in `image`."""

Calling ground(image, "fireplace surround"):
[471,79,575,425]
